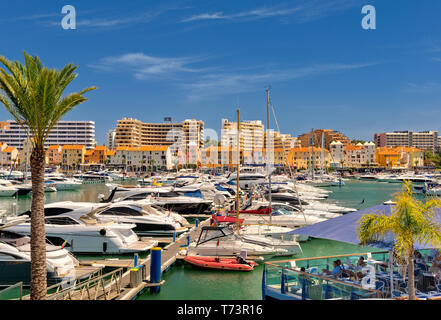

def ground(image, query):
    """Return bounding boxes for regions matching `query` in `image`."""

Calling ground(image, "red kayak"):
[184,256,255,271]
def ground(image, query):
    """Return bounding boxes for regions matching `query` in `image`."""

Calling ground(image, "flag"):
[61,239,69,249]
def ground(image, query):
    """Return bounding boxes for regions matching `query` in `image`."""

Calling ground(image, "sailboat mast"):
[311,128,315,180]
[266,89,272,224]
[236,109,240,235]
[321,131,324,176]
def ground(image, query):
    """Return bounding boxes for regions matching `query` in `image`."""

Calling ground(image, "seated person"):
[322,261,342,277]
[336,259,351,278]
[354,256,367,280]
[236,255,252,266]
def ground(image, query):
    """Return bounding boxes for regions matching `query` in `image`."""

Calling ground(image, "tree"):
[0,52,96,299]
[358,181,441,300]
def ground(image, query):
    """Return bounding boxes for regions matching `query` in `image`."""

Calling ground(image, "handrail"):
[0,282,23,300]
[269,251,389,264]
[47,268,123,300]
[265,262,381,296]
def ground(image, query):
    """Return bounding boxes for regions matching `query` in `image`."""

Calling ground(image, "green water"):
[138,180,404,300]
[0,180,406,300]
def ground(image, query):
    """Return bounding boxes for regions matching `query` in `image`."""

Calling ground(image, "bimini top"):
[290,204,441,250]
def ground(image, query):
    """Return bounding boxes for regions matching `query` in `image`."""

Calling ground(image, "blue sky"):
[0,0,440,144]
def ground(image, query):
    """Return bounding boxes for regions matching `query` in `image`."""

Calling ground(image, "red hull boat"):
[184,256,255,271]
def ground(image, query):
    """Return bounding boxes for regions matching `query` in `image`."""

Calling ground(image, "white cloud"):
[182,0,362,23]
[90,53,203,78]
[183,62,376,99]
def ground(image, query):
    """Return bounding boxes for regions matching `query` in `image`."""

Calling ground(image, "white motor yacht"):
[4,202,158,254]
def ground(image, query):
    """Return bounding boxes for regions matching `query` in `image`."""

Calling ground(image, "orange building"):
[47,145,62,166]
[84,146,108,164]
[376,146,424,169]
[287,147,330,169]
[62,145,86,170]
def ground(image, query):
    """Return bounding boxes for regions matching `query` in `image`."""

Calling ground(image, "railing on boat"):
[0,282,23,300]
[263,251,391,300]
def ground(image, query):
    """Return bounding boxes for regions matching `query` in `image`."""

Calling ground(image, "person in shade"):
[322,261,342,278]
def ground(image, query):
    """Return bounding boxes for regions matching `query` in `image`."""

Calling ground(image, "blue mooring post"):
[172,231,176,243]
[187,235,191,246]
[134,253,139,267]
[195,219,199,228]
[281,270,285,294]
[150,247,162,293]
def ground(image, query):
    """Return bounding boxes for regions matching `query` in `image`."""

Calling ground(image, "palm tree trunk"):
[407,251,416,300]
[30,146,47,300]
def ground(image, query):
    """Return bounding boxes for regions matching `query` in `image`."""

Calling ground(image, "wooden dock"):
[116,218,211,300]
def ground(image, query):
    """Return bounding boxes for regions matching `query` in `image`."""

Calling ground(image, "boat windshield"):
[197,227,234,245]
[272,208,292,216]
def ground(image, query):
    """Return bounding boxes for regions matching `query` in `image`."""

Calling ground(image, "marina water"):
[0,179,404,299]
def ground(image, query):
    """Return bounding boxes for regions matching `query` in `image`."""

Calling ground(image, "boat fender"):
[100,229,106,236]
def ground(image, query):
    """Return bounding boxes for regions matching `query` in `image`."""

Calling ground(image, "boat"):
[0,229,79,287]
[106,186,213,214]
[3,202,158,254]
[44,174,83,191]
[0,184,18,197]
[187,226,288,257]
[1,180,32,196]
[184,256,255,271]
[92,200,189,237]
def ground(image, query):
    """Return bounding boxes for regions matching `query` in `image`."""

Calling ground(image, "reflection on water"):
[0,184,111,216]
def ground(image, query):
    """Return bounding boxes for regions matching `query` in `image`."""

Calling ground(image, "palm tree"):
[358,181,441,300]
[0,52,96,299]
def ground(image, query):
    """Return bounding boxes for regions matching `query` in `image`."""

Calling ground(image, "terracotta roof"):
[290,147,329,153]
[84,150,94,156]
[106,150,116,156]
[344,144,364,151]
[1,147,16,153]
[116,145,168,152]
[94,146,107,150]
[48,145,61,150]
[62,145,85,150]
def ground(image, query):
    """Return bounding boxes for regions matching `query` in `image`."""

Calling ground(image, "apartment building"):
[84,146,108,165]
[106,130,116,150]
[221,119,264,153]
[109,146,168,171]
[374,130,438,152]
[287,147,330,170]
[46,145,62,166]
[298,129,351,149]
[330,141,376,168]
[376,146,424,169]
[0,120,96,149]
[0,143,18,168]
[62,145,86,170]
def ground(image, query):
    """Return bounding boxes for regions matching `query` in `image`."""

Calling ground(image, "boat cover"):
[290,204,441,250]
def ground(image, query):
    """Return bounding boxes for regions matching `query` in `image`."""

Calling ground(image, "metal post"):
[281,270,285,294]
[150,247,162,293]
[262,265,266,300]
[172,231,176,243]
[187,235,190,246]
[134,253,139,267]
[195,219,199,228]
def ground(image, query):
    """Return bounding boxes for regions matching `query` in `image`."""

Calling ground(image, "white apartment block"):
[106,129,116,150]
[221,119,264,153]
[0,120,96,150]
[330,141,375,168]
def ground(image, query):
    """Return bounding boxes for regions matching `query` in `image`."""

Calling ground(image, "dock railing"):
[0,282,23,300]
[46,268,123,300]
[263,251,390,300]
